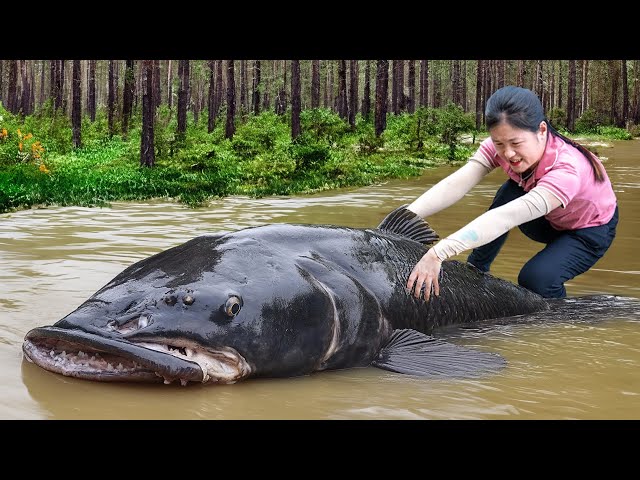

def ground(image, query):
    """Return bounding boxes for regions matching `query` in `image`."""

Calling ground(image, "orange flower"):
[18,142,23,151]
[39,164,50,174]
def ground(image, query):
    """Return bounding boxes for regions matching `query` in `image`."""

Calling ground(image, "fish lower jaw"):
[136,342,251,385]
[22,335,251,386]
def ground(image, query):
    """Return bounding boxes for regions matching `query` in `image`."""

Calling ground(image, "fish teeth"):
[138,315,149,329]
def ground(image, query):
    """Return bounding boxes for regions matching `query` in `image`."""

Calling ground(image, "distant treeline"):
[1,60,638,165]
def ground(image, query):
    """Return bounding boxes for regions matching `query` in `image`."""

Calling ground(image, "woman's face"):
[490,121,548,174]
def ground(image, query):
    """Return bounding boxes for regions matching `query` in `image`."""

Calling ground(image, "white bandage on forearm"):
[430,187,562,261]
[407,159,492,218]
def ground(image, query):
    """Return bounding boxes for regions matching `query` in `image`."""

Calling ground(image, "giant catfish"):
[23,205,553,385]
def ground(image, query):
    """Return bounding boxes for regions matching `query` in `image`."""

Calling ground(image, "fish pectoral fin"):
[371,328,506,378]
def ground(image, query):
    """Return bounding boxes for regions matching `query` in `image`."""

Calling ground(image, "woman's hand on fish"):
[407,249,442,301]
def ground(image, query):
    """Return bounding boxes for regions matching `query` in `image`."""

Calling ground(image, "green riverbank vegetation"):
[0,60,637,214]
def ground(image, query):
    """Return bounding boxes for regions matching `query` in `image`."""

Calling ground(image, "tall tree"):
[215,60,224,118]
[291,60,301,140]
[375,60,389,137]
[632,60,640,124]
[391,60,399,114]
[0,60,3,104]
[581,60,589,115]
[20,60,31,115]
[311,60,320,109]
[225,60,236,139]
[361,60,371,119]
[240,59,248,117]
[140,60,155,167]
[153,60,161,109]
[108,60,116,137]
[348,60,358,128]
[55,60,65,112]
[252,60,261,115]
[398,60,405,111]
[407,60,416,113]
[497,60,505,88]
[71,60,82,148]
[419,60,429,108]
[567,60,577,132]
[88,60,96,122]
[177,60,190,140]
[122,60,135,139]
[337,60,348,119]
[475,59,484,129]
[207,60,216,133]
[167,60,173,111]
[621,60,629,128]
[7,60,17,114]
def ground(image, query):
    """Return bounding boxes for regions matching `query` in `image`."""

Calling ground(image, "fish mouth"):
[22,327,251,386]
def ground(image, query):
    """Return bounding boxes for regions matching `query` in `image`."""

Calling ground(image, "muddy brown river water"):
[1,139,639,419]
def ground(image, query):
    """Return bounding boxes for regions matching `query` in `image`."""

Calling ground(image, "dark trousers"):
[467,179,619,298]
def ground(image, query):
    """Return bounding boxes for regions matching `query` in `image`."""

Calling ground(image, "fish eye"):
[224,296,242,317]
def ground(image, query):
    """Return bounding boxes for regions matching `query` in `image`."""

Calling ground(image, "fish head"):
[23,228,345,386]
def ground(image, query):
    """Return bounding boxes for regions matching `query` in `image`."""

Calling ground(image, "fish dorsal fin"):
[376,204,439,246]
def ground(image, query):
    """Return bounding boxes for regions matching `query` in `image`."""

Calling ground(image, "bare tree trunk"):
[311,60,320,108]
[375,60,389,137]
[361,60,371,119]
[324,61,331,109]
[207,60,216,133]
[108,60,116,137]
[263,60,272,111]
[140,60,155,167]
[348,60,358,128]
[215,60,224,116]
[153,60,161,109]
[88,60,96,121]
[275,60,288,115]
[337,59,348,119]
[407,60,415,113]
[517,60,525,87]
[391,60,399,114]
[7,60,17,114]
[452,60,461,106]
[549,61,555,109]
[398,60,405,111]
[167,60,173,111]
[419,60,429,108]
[177,60,190,140]
[72,60,82,148]
[20,60,31,115]
[567,60,577,132]
[252,60,261,115]
[608,60,620,126]
[535,60,543,99]
[622,60,629,127]
[39,60,46,107]
[122,60,135,139]
[497,60,505,88]
[57,60,65,113]
[632,59,640,124]
[225,60,236,139]
[475,60,484,129]
[240,59,247,117]
[0,60,3,104]
[581,60,589,115]
[291,60,301,140]
[557,61,564,109]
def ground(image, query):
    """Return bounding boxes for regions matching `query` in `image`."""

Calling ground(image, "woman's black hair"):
[485,86,605,182]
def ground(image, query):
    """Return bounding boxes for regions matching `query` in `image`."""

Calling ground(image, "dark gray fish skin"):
[22,209,550,385]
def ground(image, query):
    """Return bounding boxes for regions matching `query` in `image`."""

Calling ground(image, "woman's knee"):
[518,262,566,298]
